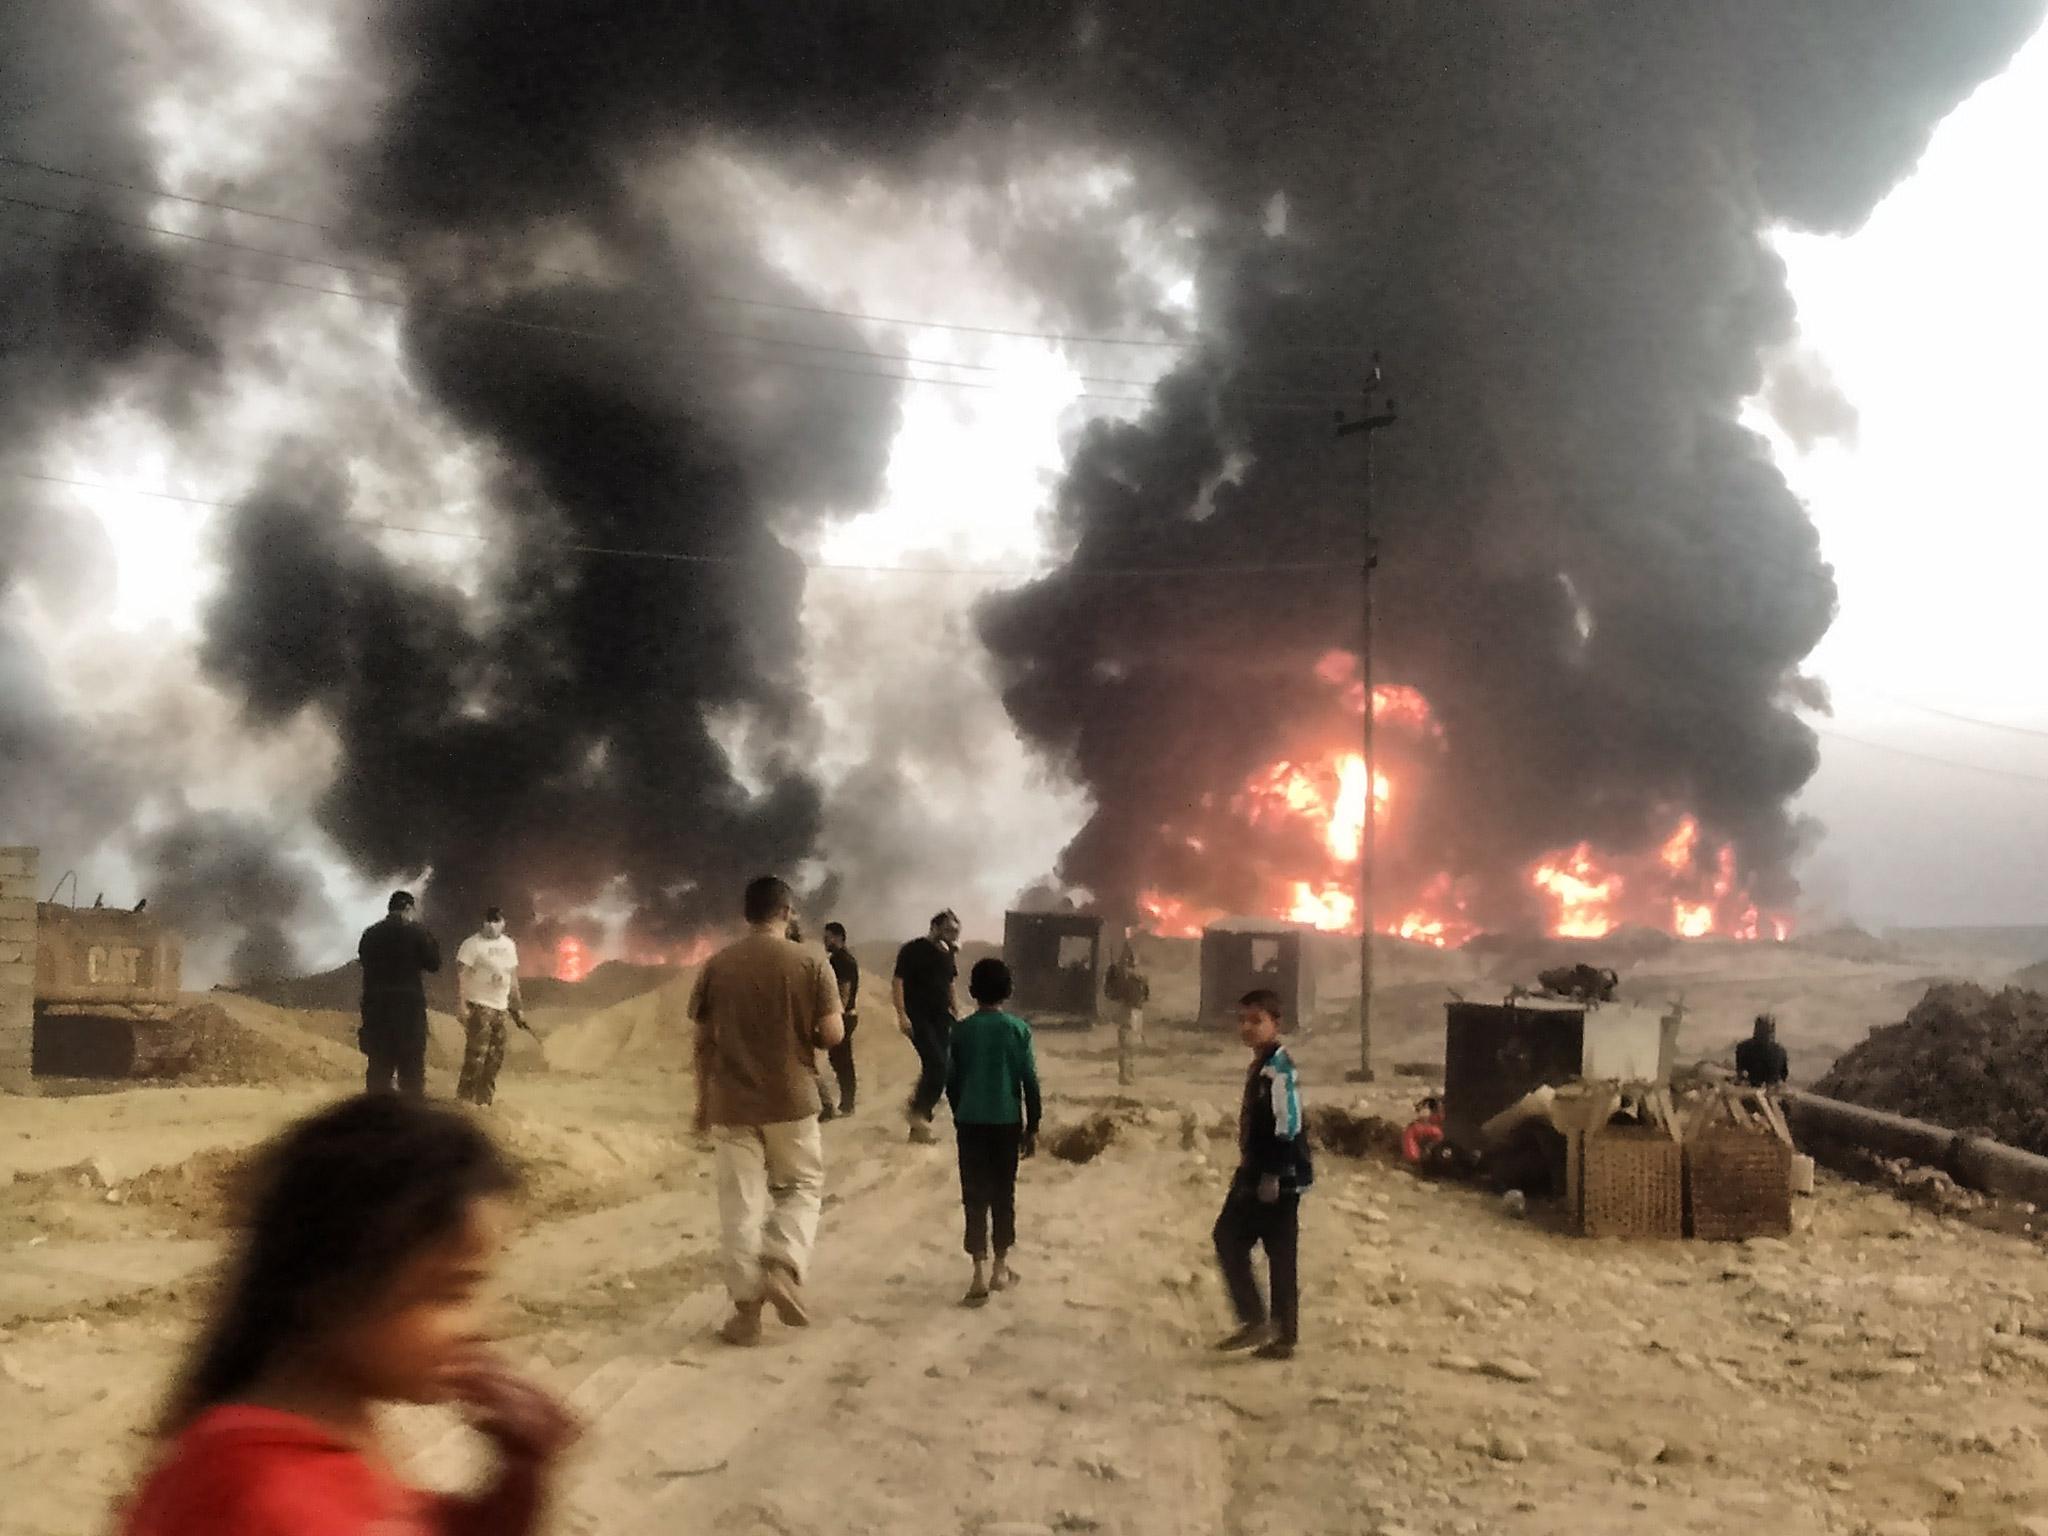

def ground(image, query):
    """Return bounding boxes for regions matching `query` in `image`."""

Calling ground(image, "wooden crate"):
[1578,1125,1685,1239]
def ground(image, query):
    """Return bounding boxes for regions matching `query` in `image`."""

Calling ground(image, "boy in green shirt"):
[945,958,1043,1305]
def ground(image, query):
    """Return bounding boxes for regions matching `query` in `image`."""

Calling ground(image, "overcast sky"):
[1774,20,2048,929]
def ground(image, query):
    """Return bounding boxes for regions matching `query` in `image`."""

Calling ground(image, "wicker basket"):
[1687,1127,1793,1240]
[1577,1125,1685,1239]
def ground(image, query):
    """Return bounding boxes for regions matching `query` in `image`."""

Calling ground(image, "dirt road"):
[9,1015,2048,1536]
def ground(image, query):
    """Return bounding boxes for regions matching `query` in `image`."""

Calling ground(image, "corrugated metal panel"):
[1443,1001,1585,1146]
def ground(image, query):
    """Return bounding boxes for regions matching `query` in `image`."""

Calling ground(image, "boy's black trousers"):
[956,1122,1023,1258]
[1212,1176,1300,1343]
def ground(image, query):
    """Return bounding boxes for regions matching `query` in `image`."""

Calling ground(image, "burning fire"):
[1527,815,1790,943]
[553,935,591,983]
[553,931,722,981]
[1137,651,1790,947]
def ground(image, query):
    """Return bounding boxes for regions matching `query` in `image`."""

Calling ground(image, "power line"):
[10,469,1357,580]
[1827,683,2048,742]
[0,213,1349,415]
[0,194,1214,398]
[1810,724,2048,785]
[0,147,1379,358]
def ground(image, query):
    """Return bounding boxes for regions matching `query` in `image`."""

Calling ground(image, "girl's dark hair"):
[156,1094,518,1437]
[969,957,1012,1006]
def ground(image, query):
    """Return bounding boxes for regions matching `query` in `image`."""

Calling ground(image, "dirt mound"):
[1045,1113,1121,1163]
[1814,982,2048,1153]
[144,1003,358,1087]
[2013,958,2048,991]
[1307,1103,1404,1158]
[227,957,673,1019]
[7,1144,253,1238]
[1791,925,1903,964]
[541,976,695,1075]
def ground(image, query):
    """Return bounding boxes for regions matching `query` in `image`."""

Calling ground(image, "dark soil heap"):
[226,957,673,1016]
[1815,983,2048,1155]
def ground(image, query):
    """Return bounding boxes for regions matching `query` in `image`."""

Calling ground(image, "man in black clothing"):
[820,922,861,1119]
[358,890,441,1096]
[894,908,961,1145]
[1735,1013,1791,1087]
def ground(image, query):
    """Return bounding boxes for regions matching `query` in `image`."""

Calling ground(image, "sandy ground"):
[9,935,2048,1535]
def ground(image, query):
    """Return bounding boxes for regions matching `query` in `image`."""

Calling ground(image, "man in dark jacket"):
[1212,988,1313,1361]
[1735,1014,1790,1088]
[358,890,441,1096]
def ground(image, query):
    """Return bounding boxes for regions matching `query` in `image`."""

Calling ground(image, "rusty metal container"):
[33,903,184,1076]
[1443,999,1585,1148]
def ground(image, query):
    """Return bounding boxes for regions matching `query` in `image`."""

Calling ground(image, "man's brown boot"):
[761,1261,811,1327]
[718,1301,764,1346]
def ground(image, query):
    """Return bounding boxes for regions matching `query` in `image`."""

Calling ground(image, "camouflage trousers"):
[458,1003,510,1106]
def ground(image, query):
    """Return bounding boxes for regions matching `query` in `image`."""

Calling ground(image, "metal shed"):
[1198,920,1314,1027]
[1002,910,1103,1023]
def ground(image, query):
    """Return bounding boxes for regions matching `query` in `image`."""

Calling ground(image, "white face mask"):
[484,920,505,939]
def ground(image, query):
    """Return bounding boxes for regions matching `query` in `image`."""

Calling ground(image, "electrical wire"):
[1807,725,2048,785]
[2,190,1364,402]
[1825,683,2048,742]
[9,469,1358,580]
[0,214,1356,415]
[0,147,1380,358]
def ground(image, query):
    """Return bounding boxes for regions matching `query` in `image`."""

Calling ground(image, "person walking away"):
[357,891,440,1097]
[1213,988,1313,1362]
[689,876,843,1346]
[946,958,1042,1306]
[1735,1013,1790,1087]
[820,922,861,1119]
[117,1094,578,1536]
[895,909,962,1144]
[456,906,524,1107]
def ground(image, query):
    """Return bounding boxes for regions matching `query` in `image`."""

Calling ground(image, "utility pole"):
[1336,361,1396,1084]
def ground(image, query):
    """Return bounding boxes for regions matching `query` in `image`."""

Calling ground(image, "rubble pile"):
[1815,983,2048,1154]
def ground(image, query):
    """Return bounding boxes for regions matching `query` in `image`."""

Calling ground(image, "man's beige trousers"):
[713,1117,825,1304]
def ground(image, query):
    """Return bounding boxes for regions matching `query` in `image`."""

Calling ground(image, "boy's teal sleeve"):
[1017,1021,1042,1134]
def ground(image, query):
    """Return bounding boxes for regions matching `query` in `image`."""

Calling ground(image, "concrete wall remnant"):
[1199,921,1314,1027]
[1,847,38,1093]
[1003,910,1103,1021]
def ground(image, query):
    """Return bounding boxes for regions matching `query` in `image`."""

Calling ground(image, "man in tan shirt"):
[689,875,843,1345]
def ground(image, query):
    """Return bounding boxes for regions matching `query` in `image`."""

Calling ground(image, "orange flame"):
[1529,843,1622,939]
[553,935,591,983]
[1138,889,1217,939]
[1145,662,1792,946]
[625,933,724,968]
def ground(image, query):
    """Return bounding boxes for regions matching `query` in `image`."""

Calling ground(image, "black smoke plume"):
[180,2,2041,945]
[0,6,215,860]
[968,3,2043,930]
[139,812,328,982]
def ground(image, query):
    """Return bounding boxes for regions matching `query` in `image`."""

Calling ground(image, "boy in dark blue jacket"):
[1212,988,1313,1361]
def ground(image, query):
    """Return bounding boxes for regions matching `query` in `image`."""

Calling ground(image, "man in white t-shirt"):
[455,905,524,1107]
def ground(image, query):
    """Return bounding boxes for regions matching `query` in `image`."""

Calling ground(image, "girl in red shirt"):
[119,1094,579,1536]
